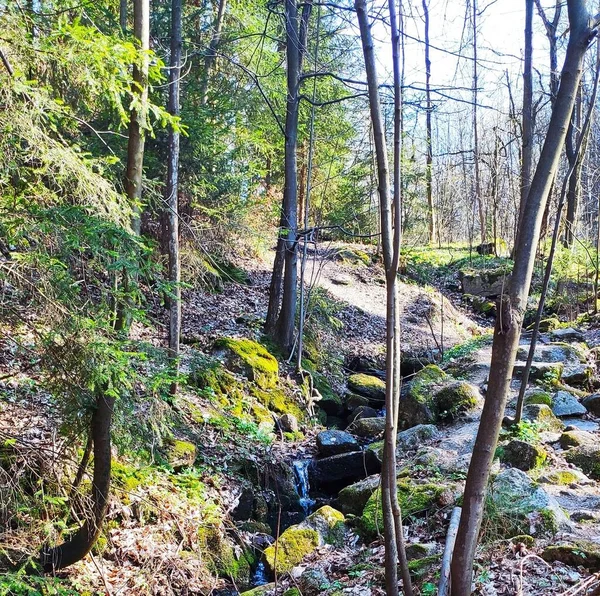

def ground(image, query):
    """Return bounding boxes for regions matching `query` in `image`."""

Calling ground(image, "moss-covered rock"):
[347,373,386,403]
[250,387,304,421]
[522,404,564,432]
[240,583,276,596]
[500,440,546,471]
[524,390,553,407]
[264,527,319,574]
[303,505,346,546]
[408,555,442,578]
[359,480,447,541]
[165,438,197,470]
[540,470,587,486]
[542,542,600,571]
[513,361,563,383]
[565,444,600,479]
[346,392,370,411]
[347,416,386,439]
[399,366,479,429]
[215,337,279,389]
[559,430,596,449]
[336,474,380,516]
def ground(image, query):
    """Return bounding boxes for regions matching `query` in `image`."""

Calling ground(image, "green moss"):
[359,481,446,541]
[302,360,342,407]
[408,365,447,404]
[305,505,346,546]
[215,337,279,389]
[565,445,600,479]
[283,589,302,596]
[112,460,151,501]
[250,387,304,421]
[433,381,478,420]
[525,391,553,407]
[544,470,581,485]
[199,525,255,583]
[165,438,196,469]
[264,527,320,574]
[512,535,535,547]
[347,373,385,399]
[542,542,600,570]
[407,554,441,577]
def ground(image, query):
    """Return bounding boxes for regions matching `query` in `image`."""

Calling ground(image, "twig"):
[437,506,461,596]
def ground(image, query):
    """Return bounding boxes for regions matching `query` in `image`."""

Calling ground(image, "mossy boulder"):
[302,360,344,415]
[165,438,197,470]
[199,525,255,584]
[565,444,600,479]
[542,542,600,571]
[488,468,571,537]
[335,474,380,516]
[346,392,370,411]
[250,387,304,421]
[540,469,588,486]
[522,404,564,432]
[347,373,386,404]
[512,361,563,383]
[399,366,479,429]
[215,337,279,389]
[264,506,345,574]
[408,555,442,578]
[524,390,552,407]
[347,416,386,439]
[359,480,448,541]
[240,585,276,596]
[500,440,546,471]
[559,430,596,449]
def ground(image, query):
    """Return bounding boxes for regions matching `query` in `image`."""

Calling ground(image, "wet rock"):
[308,450,380,491]
[559,430,596,449]
[565,444,600,479]
[522,404,564,431]
[278,413,299,433]
[347,417,386,439]
[582,393,600,416]
[233,487,255,521]
[335,474,380,516]
[345,392,370,411]
[316,430,360,457]
[347,373,385,404]
[551,391,587,417]
[500,440,546,471]
[542,542,600,571]
[549,328,585,342]
[489,468,571,536]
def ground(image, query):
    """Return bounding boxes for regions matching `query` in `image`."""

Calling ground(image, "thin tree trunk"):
[126,0,150,234]
[517,0,534,238]
[422,0,435,245]
[472,0,485,245]
[564,85,583,246]
[451,3,594,593]
[120,0,127,31]
[40,391,115,570]
[166,0,183,395]
[199,0,228,106]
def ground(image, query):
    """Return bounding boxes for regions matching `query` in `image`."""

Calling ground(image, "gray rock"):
[397,424,439,451]
[582,394,600,416]
[308,450,381,491]
[549,327,585,342]
[460,269,511,297]
[559,430,596,449]
[278,413,299,433]
[522,404,564,431]
[552,391,587,417]
[335,474,380,515]
[299,569,329,595]
[316,430,360,457]
[347,405,379,423]
[347,417,386,439]
[345,393,370,411]
[562,418,599,432]
[490,468,572,535]
[571,510,599,522]
[405,543,438,560]
[513,361,563,382]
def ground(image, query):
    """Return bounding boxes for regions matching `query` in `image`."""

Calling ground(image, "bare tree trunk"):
[269,0,313,355]
[564,85,583,246]
[120,0,127,31]
[451,3,594,593]
[165,0,183,395]
[517,0,534,238]
[422,0,435,245]
[199,0,227,106]
[472,0,485,245]
[40,391,115,570]
[126,0,150,234]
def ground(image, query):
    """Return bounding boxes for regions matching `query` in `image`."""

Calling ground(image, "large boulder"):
[347,417,386,439]
[549,328,585,342]
[500,440,546,471]
[559,430,596,449]
[512,361,563,382]
[347,405,379,423]
[367,424,440,463]
[264,506,346,574]
[565,444,600,479]
[459,268,511,297]
[551,391,587,417]
[316,430,360,457]
[488,468,571,536]
[335,474,380,516]
[308,450,380,491]
[542,542,600,571]
[399,366,479,429]
[347,373,385,405]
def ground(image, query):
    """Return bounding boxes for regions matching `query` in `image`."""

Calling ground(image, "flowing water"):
[293,459,315,517]
[250,561,269,587]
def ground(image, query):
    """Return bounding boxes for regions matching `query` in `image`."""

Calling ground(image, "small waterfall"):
[293,459,315,517]
[250,561,269,587]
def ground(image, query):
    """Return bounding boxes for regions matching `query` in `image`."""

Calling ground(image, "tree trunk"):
[269,0,313,355]
[451,3,593,593]
[165,0,183,395]
[564,85,583,246]
[126,0,150,234]
[517,0,534,238]
[199,0,228,106]
[422,0,435,245]
[40,391,115,570]
[120,0,127,31]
